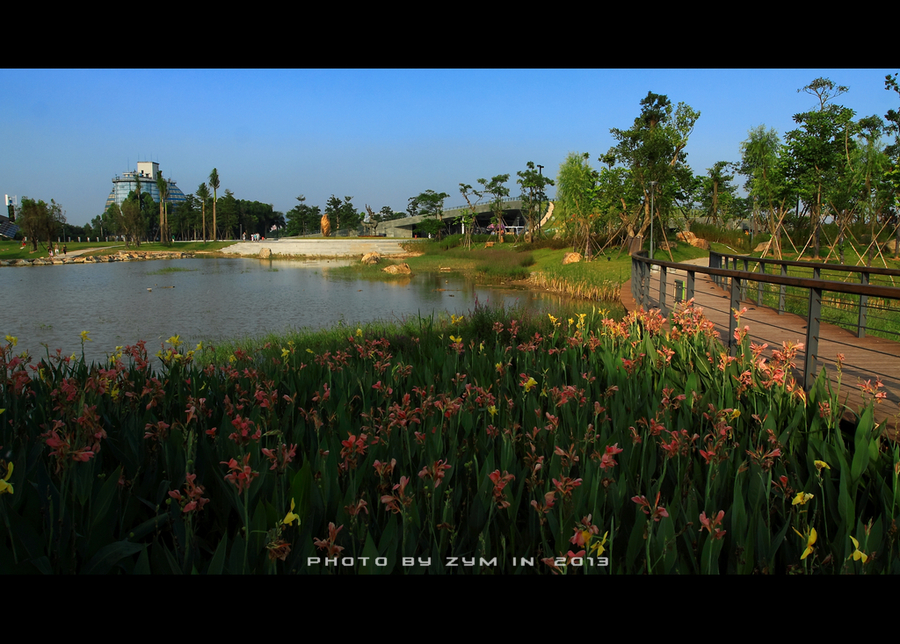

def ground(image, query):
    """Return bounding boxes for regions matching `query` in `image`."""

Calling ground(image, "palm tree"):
[156,172,169,243]
[196,182,210,242]
[209,168,220,241]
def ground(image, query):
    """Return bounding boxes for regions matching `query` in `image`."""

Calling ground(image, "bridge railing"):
[709,251,900,341]
[631,252,900,390]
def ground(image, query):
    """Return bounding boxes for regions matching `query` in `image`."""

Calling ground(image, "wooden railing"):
[631,251,900,390]
[709,251,900,340]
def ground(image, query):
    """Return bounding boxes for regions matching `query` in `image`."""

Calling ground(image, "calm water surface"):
[1,257,580,366]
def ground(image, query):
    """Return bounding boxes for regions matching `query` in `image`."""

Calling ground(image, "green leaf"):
[82,540,146,575]
[207,534,228,574]
[851,406,874,483]
[91,465,123,533]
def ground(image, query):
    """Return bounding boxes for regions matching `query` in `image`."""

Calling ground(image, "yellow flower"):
[229,354,236,363]
[356,328,363,337]
[0,462,13,495]
[306,348,314,354]
[849,536,868,564]
[576,313,587,330]
[731,409,741,420]
[590,531,609,557]
[283,499,300,527]
[488,405,497,418]
[548,313,560,328]
[281,347,290,359]
[793,527,817,560]
[449,335,462,344]
[568,318,574,326]
[450,314,464,325]
[523,377,538,393]
[792,492,814,506]
[80,330,92,343]
[814,460,831,471]
[4,335,17,347]
[195,341,204,352]
[167,334,182,348]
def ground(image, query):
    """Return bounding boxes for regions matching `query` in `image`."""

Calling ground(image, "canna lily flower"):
[4,335,16,347]
[167,335,182,348]
[793,526,817,560]
[792,492,814,506]
[449,335,462,344]
[80,330,92,343]
[849,536,868,564]
[814,460,830,471]
[522,376,538,393]
[0,462,13,495]
[590,531,609,557]
[283,499,300,526]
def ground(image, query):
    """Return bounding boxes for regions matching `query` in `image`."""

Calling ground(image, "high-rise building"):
[106,161,187,211]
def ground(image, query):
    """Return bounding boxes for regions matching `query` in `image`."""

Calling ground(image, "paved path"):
[622,257,900,434]
[218,238,412,257]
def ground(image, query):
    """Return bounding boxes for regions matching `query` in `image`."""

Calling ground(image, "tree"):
[457,182,484,249]
[409,190,449,239]
[556,152,599,258]
[120,191,146,247]
[477,175,510,239]
[607,91,700,249]
[286,195,321,236]
[324,195,359,233]
[695,161,739,227]
[740,125,791,258]
[18,197,65,251]
[517,162,555,239]
[196,183,210,242]
[209,168,220,241]
[785,77,856,257]
[217,189,239,239]
[156,171,169,243]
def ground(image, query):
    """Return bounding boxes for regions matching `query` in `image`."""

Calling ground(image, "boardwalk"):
[622,257,900,434]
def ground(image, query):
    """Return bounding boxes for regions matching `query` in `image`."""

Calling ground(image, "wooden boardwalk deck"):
[621,258,900,434]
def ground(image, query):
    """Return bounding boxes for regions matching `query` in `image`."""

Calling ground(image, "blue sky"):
[1,69,896,227]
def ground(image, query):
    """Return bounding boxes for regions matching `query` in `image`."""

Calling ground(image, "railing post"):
[641,261,650,309]
[804,287,822,391]
[858,272,869,338]
[741,259,748,300]
[659,266,668,316]
[779,264,787,314]
[674,279,684,303]
[687,270,695,301]
[757,262,765,305]
[709,252,721,288]
[729,275,741,355]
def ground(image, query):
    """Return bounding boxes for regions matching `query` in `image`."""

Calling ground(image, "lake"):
[1,257,583,366]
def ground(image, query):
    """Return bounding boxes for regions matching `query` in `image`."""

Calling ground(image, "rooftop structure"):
[106,161,187,211]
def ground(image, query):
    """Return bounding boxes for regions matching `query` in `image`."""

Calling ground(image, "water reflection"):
[1,258,596,366]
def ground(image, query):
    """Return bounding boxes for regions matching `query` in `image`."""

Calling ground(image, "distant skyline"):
[1,69,896,227]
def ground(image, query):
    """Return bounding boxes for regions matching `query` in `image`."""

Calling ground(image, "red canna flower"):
[221,454,259,495]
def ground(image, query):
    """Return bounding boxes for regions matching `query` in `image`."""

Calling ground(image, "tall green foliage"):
[209,169,220,241]
[556,152,599,257]
[607,92,700,242]
[18,197,65,251]
[517,162,555,239]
